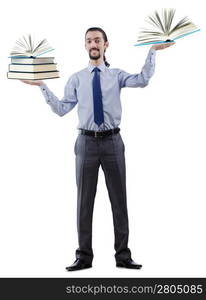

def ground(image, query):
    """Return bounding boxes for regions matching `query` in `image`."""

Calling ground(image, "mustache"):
[90,48,99,52]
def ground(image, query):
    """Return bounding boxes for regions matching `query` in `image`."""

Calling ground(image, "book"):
[7,71,59,80]
[9,34,54,57]
[135,8,200,46]
[8,35,59,80]
[9,63,57,72]
[11,57,55,65]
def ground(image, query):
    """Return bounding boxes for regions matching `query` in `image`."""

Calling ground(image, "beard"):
[89,48,101,60]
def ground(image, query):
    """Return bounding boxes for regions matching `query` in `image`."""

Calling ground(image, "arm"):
[118,42,174,88]
[21,74,78,117]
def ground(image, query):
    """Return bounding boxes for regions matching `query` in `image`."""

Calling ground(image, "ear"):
[105,41,109,49]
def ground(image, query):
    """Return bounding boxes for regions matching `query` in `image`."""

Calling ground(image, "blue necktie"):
[92,67,104,126]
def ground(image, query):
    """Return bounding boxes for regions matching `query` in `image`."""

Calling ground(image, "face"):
[85,31,109,61]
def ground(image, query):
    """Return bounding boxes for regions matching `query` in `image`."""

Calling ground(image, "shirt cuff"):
[146,48,156,64]
[39,83,47,91]
[149,48,156,55]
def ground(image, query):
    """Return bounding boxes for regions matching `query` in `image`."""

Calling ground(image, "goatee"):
[89,49,101,60]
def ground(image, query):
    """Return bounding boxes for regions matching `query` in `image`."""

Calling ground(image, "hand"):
[151,41,175,51]
[21,80,44,86]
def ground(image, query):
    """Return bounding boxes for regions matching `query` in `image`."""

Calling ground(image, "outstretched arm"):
[118,42,175,88]
[21,74,78,116]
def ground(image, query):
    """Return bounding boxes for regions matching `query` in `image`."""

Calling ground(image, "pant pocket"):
[74,134,80,155]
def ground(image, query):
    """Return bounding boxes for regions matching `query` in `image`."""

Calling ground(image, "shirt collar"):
[88,62,107,73]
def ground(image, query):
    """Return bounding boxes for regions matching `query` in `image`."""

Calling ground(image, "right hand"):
[21,80,44,86]
[151,41,175,51]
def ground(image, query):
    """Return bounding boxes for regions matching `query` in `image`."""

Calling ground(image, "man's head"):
[85,27,110,67]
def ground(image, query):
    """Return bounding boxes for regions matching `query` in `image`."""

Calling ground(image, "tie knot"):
[93,67,100,73]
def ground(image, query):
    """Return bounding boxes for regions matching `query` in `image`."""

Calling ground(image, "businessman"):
[22,27,174,271]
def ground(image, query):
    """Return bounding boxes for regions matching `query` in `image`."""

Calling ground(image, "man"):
[22,27,174,271]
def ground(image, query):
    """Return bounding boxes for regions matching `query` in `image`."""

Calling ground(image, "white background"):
[0,0,205,277]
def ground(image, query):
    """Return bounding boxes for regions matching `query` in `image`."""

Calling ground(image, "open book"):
[9,34,54,57]
[135,8,200,46]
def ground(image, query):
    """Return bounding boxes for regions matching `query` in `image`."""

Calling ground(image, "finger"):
[165,42,175,47]
[21,80,33,84]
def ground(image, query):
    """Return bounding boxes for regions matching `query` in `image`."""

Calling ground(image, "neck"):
[89,58,104,66]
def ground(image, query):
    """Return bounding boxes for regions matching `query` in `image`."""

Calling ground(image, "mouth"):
[89,48,101,60]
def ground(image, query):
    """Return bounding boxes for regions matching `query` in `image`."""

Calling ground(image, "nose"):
[90,40,98,48]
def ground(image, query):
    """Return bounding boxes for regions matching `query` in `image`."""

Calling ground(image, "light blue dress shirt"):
[40,48,156,131]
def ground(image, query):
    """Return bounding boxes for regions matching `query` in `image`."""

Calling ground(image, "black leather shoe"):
[116,258,142,269]
[66,259,92,271]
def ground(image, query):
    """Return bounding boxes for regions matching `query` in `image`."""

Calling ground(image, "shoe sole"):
[66,265,92,271]
[116,263,142,269]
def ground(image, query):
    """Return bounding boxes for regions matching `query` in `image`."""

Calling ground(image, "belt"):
[80,127,120,138]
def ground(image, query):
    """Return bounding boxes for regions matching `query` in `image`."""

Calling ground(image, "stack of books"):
[7,35,59,80]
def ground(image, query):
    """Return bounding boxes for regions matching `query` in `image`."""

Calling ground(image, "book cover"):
[11,57,55,65]
[7,71,59,80]
[9,63,57,72]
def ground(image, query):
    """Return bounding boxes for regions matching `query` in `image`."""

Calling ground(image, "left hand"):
[151,42,175,50]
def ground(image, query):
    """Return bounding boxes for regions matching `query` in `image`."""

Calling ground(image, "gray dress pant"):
[74,131,132,263]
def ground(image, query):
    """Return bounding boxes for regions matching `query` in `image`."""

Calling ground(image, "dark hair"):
[85,27,110,67]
